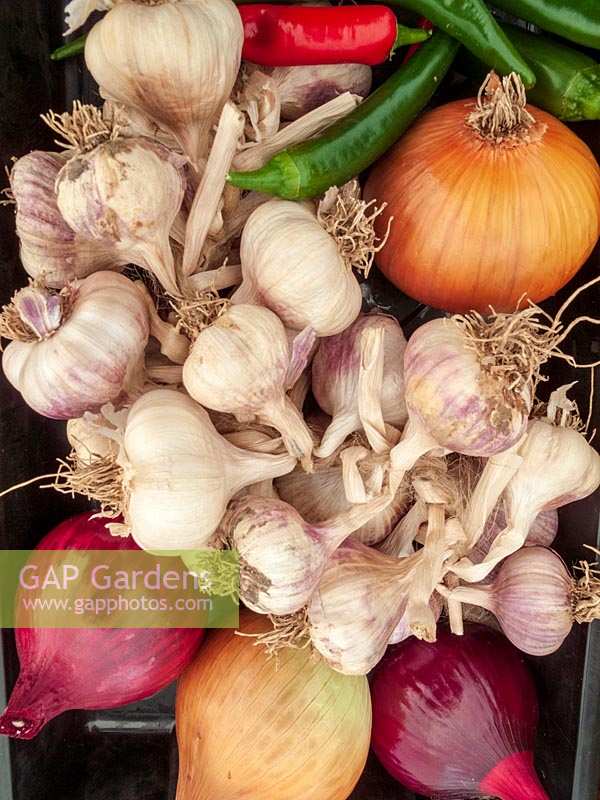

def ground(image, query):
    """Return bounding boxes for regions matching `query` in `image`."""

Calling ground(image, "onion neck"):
[479,751,549,800]
[0,668,68,740]
[466,72,541,146]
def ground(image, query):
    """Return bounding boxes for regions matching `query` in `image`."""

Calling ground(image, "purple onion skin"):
[371,625,549,800]
[0,513,204,740]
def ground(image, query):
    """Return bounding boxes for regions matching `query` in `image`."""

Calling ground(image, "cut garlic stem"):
[232,92,360,172]
[389,419,445,493]
[314,412,361,460]
[185,264,242,293]
[183,102,245,277]
[340,446,371,504]
[358,326,398,455]
[380,500,427,557]
[134,283,189,365]
[258,397,314,473]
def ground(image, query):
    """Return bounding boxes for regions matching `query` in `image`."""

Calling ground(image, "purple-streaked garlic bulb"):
[453,419,600,582]
[252,63,372,121]
[1,272,149,419]
[308,540,420,675]
[9,151,127,287]
[312,313,408,458]
[403,317,531,457]
[275,462,410,546]
[48,104,187,296]
[182,304,315,470]
[230,491,393,616]
[446,546,600,656]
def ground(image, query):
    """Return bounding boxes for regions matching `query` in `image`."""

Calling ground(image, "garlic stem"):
[340,446,371,504]
[288,369,311,412]
[232,92,361,172]
[285,327,317,391]
[183,103,245,277]
[314,491,394,552]
[185,264,242,293]
[462,443,524,549]
[258,397,314,472]
[389,419,444,493]
[451,526,527,582]
[135,283,189,365]
[315,412,361,460]
[444,573,464,636]
[379,500,427,557]
[358,326,399,454]
[445,583,496,612]
[145,364,183,385]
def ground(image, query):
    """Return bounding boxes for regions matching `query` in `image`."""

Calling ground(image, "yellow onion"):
[366,72,600,313]
[175,611,371,800]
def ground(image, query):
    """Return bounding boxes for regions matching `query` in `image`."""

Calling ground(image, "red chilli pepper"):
[240,4,399,67]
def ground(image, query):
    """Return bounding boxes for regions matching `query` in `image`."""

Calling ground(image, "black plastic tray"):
[1,2,599,798]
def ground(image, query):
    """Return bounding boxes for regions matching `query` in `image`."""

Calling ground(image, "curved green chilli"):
[382,0,535,88]
[459,25,600,122]
[492,0,600,51]
[228,32,459,201]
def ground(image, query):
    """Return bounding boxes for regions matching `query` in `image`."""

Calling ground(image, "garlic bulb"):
[230,491,394,616]
[49,106,186,296]
[234,199,362,336]
[9,151,127,287]
[312,313,407,457]
[85,0,244,166]
[2,273,149,419]
[454,419,600,582]
[120,389,297,551]
[269,64,372,121]
[276,463,410,546]
[308,541,419,675]
[182,304,315,469]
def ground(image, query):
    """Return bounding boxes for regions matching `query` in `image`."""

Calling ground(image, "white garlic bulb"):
[312,313,408,457]
[54,131,186,297]
[84,0,244,166]
[120,389,297,551]
[234,199,362,336]
[182,304,315,469]
[2,272,149,419]
[9,151,127,287]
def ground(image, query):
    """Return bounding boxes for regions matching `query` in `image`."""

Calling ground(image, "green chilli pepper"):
[381,0,535,88]
[51,34,86,61]
[459,25,600,122]
[492,0,600,51]
[228,31,459,200]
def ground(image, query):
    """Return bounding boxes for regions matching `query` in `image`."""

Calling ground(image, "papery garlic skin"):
[182,304,314,467]
[3,273,149,420]
[309,541,416,675]
[270,64,372,121]
[121,390,296,552]
[10,151,127,288]
[55,137,186,296]
[236,199,362,336]
[67,413,120,465]
[404,319,530,456]
[85,0,244,166]
[276,465,409,546]
[313,314,408,456]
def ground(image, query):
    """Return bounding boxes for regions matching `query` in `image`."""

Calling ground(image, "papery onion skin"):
[2,272,149,420]
[0,513,204,740]
[175,610,371,800]
[366,99,600,313]
[371,624,549,800]
[403,318,529,456]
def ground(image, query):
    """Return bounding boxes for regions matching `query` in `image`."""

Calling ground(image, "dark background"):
[0,2,599,798]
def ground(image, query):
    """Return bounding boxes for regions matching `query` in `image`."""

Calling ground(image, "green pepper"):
[492,0,600,51]
[381,0,535,88]
[459,24,600,122]
[51,34,86,61]
[228,32,459,200]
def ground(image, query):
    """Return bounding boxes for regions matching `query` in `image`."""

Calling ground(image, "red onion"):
[0,513,204,740]
[447,546,597,656]
[371,624,549,800]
